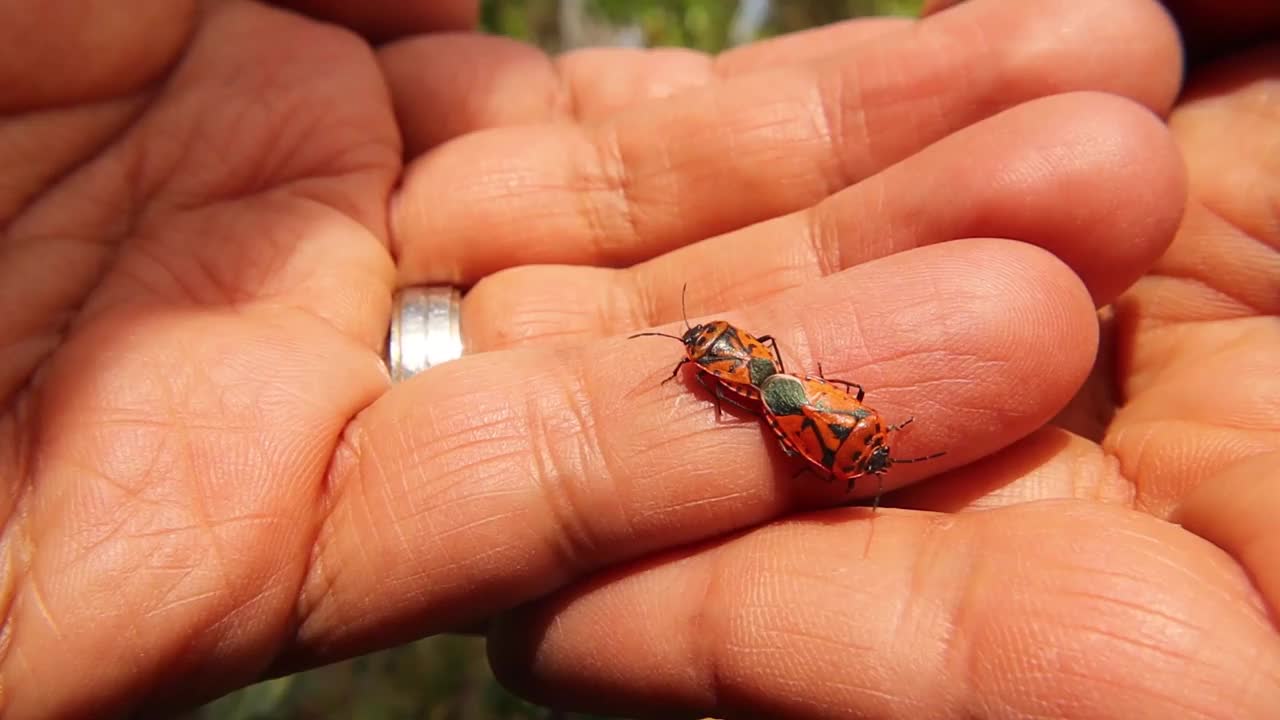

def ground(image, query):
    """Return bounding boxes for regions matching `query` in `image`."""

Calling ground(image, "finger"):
[1049,305,1120,444]
[714,15,908,74]
[268,0,476,42]
[884,426,1131,512]
[274,239,1097,669]
[0,0,194,111]
[379,18,909,155]
[1,1,401,405]
[879,305,1124,511]
[1174,450,1280,618]
[489,502,1280,719]
[461,91,1183,352]
[1155,45,1280,321]
[925,0,1280,63]
[1099,45,1280,518]
[65,2,399,349]
[390,0,1181,285]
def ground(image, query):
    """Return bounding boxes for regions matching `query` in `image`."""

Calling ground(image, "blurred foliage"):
[194,1,922,718]
[483,0,924,52]
[183,634,595,720]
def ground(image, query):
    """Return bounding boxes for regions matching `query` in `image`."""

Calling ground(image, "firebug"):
[758,368,944,509]
[628,284,785,415]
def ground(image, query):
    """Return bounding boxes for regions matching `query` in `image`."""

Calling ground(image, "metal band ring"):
[386,285,463,383]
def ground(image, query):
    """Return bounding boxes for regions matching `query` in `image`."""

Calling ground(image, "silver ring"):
[386,285,463,382]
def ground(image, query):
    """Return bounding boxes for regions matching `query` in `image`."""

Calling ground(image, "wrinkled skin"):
[0,1,1276,719]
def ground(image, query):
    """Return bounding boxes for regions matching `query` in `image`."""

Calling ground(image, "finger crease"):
[584,124,642,265]
[526,364,615,577]
[805,204,844,277]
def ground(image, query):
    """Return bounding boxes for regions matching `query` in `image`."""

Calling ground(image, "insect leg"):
[691,371,724,420]
[827,378,866,402]
[813,362,866,401]
[891,451,947,464]
[680,282,691,331]
[886,417,946,464]
[661,357,691,384]
[758,334,786,374]
[693,373,758,420]
[717,389,759,416]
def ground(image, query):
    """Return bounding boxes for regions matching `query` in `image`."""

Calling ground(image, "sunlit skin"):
[1,1,1277,719]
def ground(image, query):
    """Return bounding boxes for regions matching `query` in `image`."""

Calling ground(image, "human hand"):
[0,0,1210,718]
[0,1,467,716]
[478,2,1280,719]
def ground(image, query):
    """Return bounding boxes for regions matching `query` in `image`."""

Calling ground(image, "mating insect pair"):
[629,286,944,508]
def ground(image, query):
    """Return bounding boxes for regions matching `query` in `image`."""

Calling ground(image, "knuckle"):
[524,357,631,575]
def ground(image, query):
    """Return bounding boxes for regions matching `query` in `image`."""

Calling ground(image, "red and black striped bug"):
[628,284,785,415]
[757,366,944,510]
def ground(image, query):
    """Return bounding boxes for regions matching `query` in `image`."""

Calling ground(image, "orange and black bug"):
[628,284,784,414]
[757,369,944,509]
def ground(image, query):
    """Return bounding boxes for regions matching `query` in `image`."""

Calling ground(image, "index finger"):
[274,238,1098,670]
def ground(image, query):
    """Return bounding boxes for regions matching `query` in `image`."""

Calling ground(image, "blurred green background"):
[186,1,922,718]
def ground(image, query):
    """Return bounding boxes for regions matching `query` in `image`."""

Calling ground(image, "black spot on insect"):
[800,418,837,467]
[708,332,740,359]
[829,423,853,441]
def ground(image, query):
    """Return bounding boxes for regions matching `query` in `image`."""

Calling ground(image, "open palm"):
[0,2,408,716]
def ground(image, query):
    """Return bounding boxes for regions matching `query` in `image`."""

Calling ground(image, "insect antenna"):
[890,451,946,464]
[680,282,691,331]
[627,331,684,341]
